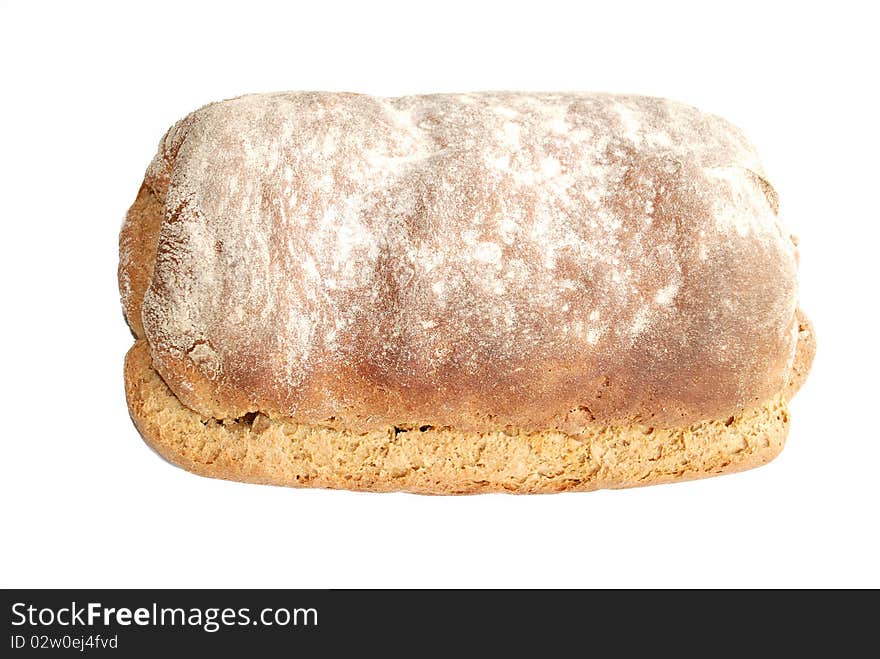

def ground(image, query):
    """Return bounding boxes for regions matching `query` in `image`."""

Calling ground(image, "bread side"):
[121,92,803,435]
[125,339,796,494]
[119,184,164,338]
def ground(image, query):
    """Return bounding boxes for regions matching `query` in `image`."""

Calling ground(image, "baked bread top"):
[120,92,801,433]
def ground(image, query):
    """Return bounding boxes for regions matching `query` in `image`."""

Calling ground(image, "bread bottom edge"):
[123,340,792,494]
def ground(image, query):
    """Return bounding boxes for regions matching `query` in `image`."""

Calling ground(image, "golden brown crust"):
[786,309,815,399]
[125,338,804,494]
[119,183,164,339]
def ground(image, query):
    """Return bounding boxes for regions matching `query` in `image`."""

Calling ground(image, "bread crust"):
[124,318,813,493]
[118,183,163,339]
[120,92,815,492]
[121,92,803,436]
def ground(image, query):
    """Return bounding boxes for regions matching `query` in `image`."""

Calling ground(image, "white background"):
[2,0,877,588]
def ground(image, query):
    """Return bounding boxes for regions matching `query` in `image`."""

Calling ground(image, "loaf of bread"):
[120,91,814,493]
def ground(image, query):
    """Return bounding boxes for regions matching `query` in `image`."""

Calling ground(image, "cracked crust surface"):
[124,316,813,493]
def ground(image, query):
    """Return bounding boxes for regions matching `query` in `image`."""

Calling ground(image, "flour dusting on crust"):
[132,92,799,431]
